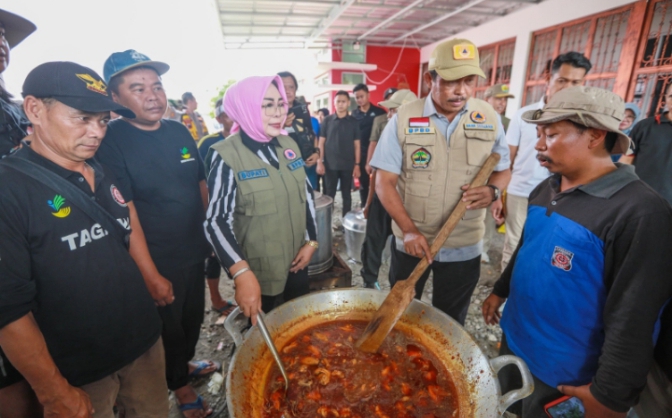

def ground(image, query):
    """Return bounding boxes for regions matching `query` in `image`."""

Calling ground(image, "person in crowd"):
[164,98,184,121]
[352,83,386,204]
[203,75,318,323]
[317,90,361,217]
[317,107,329,124]
[197,98,233,164]
[180,92,209,141]
[482,86,672,418]
[365,87,396,177]
[611,103,639,162]
[502,51,591,270]
[619,87,672,205]
[97,49,214,417]
[361,88,416,290]
[0,61,168,418]
[196,97,237,318]
[278,71,319,190]
[484,83,514,131]
[370,38,511,325]
[0,8,33,159]
[481,83,514,264]
[635,303,672,417]
[0,9,40,418]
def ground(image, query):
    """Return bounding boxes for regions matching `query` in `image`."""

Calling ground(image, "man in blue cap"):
[96,50,214,417]
[0,61,167,418]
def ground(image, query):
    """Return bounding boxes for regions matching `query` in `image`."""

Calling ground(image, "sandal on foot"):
[211,300,237,316]
[188,360,221,378]
[178,395,211,416]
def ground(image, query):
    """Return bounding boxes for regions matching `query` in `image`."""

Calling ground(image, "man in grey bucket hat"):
[482,86,672,417]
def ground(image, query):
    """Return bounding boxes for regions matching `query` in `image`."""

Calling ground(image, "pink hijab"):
[223,75,288,143]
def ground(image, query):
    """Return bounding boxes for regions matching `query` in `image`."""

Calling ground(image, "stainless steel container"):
[343,209,367,262]
[225,289,533,417]
[308,191,334,275]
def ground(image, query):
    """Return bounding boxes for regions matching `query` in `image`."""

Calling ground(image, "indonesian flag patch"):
[409,117,430,127]
[551,246,574,271]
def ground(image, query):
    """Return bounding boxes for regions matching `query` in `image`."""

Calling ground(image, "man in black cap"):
[0,62,167,418]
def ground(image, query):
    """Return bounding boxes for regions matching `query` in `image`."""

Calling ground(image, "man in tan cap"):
[369,39,511,324]
[361,88,417,289]
[484,83,514,132]
[482,86,672,417]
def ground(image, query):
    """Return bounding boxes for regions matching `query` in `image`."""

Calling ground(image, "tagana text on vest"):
[211,134,306,295]
[394,97,499,248]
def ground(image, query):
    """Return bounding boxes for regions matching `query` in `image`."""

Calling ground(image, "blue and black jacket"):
[493,164,672,412]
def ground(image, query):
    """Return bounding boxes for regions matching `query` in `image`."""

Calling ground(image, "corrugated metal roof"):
[217,0,543,49]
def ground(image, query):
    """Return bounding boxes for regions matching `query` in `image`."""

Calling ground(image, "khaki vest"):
[211,134,307,295]
[393,98,499,249]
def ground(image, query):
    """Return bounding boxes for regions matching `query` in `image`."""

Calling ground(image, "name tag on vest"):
[287,158,305,171]
[238,169,269,181]
[464,123,495,131]
[405,127,435,135]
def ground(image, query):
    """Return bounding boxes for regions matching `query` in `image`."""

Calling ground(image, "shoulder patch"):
[288,158,305,171]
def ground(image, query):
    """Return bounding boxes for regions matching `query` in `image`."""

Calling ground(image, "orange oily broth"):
[263,320,459,418]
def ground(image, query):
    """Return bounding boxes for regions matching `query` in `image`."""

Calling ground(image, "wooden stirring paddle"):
[355,153,501,353]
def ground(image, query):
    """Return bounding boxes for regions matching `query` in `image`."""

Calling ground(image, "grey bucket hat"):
[522,86,632,155]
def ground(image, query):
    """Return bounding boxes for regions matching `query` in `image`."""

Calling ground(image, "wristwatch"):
[488,185,500,202]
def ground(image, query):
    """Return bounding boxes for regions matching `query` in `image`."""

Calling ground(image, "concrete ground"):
[167,190,507,417]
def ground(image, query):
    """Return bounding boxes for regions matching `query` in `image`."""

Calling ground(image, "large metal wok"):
[225,289,533,417]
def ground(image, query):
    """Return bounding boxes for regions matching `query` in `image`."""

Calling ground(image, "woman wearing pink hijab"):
[204,75,318,324]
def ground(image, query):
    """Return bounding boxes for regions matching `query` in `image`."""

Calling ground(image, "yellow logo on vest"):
[470,111,486,123]
[411,148,431,169]
[453,44,476,60]
[405,127,435,135]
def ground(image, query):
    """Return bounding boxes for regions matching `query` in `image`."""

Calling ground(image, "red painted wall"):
[327,45,421,109]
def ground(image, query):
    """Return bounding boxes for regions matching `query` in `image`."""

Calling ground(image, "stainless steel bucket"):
[308,191,334,275]
[343,209,366,262]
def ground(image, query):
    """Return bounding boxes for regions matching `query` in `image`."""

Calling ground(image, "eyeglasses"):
[262,102,288,116]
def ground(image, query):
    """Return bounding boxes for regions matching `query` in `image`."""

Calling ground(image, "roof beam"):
[220,12,427,25]
[388,0,488,44]
[304,0,357,47]
[357,0,425,41]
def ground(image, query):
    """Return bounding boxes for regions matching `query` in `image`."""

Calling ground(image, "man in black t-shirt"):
[0,62,166,418]
[352,83,386,203]
[317,90,361,217]
[97,50,214,416]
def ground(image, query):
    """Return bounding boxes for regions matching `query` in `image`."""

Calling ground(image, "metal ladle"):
[257,311,289,393]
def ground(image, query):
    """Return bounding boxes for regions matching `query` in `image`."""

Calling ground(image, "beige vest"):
[393,98,499,248]
[212,134,307,295]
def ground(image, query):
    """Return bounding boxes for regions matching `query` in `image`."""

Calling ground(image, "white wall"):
[420,0,636,115]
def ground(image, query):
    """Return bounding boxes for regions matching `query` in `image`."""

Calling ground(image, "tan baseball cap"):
[429,38,486,81]
[379,89,418,109]
[485,84,515,99]
[522,86,632,155]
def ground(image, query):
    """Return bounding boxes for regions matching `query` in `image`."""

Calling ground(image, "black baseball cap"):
[22,62,135,118]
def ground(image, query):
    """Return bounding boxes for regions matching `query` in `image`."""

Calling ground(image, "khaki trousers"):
[501,194,528,271]
[80,338,169,418]
[634,361,672,417]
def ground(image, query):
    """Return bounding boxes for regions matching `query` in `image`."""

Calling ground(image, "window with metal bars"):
[474,39,516,100]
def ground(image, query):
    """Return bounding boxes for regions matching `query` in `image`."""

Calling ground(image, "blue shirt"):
[369,97,510,261]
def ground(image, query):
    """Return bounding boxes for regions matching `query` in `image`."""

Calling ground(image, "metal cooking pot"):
[225,289,533,417]
[343,209,366,262]
[308,191,334,275]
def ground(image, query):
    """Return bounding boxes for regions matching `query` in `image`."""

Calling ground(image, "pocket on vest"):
[246,241,287,275]
[464,130,496,166]
[238,178,279,216]
[403,182,431,222]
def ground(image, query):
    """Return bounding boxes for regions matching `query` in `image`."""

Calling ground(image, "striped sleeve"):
[203,152,245,274]
[305,178,317,241]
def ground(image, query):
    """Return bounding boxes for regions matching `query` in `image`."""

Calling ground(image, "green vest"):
[211,134,307,295]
